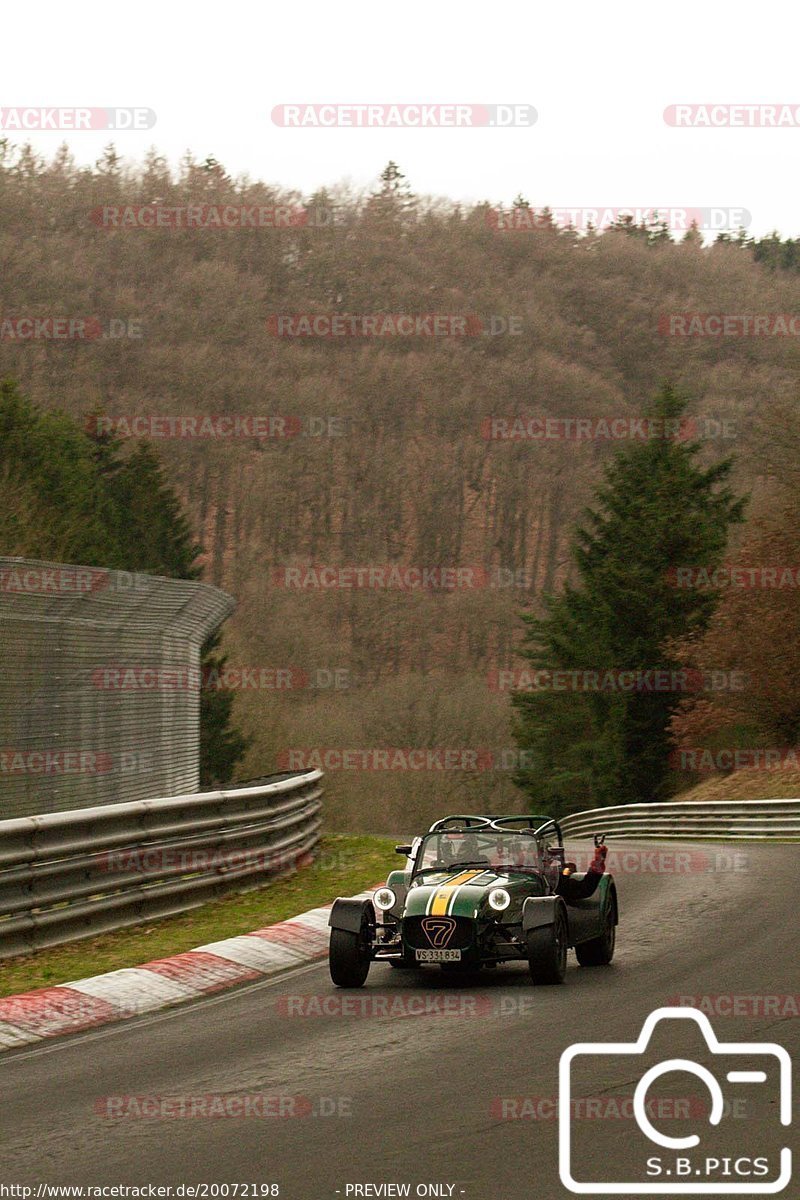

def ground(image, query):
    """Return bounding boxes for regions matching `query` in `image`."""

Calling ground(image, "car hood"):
[403,868,517,919]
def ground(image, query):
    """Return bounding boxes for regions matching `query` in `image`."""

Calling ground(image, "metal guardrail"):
[560,798,800,841]
[0,770,323,959]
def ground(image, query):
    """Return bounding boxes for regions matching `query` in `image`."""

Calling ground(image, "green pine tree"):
[199,630,252,788]
[83,436,250,787]
[105,441,202,578]
[512,385,746,814]
[366,161,416,224]
[1,383,250,789]
[0,381,116,562]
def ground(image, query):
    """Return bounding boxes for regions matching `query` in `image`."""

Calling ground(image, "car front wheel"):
[526,906,568,984]
[329,926,371,988]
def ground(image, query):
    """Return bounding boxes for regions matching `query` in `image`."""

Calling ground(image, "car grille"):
[402,916,476,951]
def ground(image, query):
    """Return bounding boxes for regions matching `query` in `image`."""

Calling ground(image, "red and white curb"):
[0,891,376,1051]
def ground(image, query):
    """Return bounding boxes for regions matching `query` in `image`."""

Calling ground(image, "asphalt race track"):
[1,841,797,1200]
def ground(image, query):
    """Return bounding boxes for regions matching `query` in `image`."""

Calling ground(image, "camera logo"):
[559,1007,791,1194]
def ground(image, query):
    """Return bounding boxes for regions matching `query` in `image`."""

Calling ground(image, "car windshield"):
[414,830,542,875]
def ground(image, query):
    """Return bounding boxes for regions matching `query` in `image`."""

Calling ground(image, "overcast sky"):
[5,0,799,238]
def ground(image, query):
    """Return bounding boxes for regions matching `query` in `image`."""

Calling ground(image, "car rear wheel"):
[526,906,568,984]
[575,896,616,966]
[329,927,371,988]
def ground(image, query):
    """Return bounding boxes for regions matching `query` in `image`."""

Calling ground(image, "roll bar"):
[427,815,494,831]
[427,813,563,842]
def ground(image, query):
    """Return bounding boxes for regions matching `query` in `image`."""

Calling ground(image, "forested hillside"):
[2,142,799,828]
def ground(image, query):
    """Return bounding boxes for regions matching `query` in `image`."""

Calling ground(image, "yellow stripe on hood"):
[427,870,484,916]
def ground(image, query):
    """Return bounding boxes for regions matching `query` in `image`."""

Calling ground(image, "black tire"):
[329,927,371,988]
[526,905,568,984]
[575,894,617,967]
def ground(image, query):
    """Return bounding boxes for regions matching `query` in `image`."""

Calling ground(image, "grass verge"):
[0,834,394,1000]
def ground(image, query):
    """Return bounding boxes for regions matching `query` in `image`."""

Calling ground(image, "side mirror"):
[395,844,413,855]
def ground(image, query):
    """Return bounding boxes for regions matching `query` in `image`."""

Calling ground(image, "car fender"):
[384,870,409,916]
[328,897,375,933]
[522,894,568,934]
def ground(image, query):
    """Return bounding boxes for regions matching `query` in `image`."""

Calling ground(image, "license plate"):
[415,948,462,962]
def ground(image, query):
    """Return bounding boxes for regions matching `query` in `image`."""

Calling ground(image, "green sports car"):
[328,814,618,987]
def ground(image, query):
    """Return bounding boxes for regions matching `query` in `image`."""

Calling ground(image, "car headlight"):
[488,887,511,911]
[373,887,396,912]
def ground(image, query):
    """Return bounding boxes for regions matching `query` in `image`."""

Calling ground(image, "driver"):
[441,832,489,867]
[495,837,526,870]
